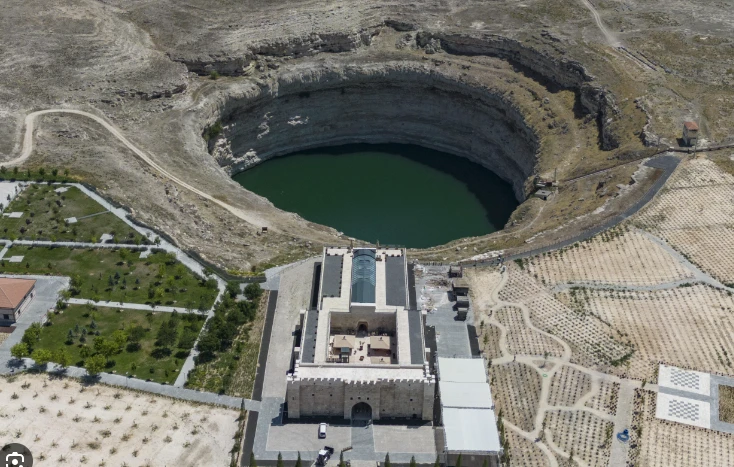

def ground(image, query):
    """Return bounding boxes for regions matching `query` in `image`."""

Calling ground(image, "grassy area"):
[0,245,218,309]
[186,286,266,396]
[0,167,74,183]
[720,385,734,423]
[0,183,145,244]
[35,304,205,384]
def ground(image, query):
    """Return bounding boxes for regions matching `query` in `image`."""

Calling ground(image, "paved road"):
[504,154,682,261]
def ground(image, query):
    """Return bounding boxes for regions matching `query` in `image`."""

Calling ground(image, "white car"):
[318,422,327,439]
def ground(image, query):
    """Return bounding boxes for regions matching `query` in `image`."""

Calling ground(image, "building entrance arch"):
[351,402,372,421]
[357,322,368,337]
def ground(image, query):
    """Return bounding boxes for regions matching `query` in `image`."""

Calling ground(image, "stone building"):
[683,121,699,147]
[0,278,36,324]
[287,247,434,421]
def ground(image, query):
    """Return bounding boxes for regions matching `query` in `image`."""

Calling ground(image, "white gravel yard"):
[0,374,240,467]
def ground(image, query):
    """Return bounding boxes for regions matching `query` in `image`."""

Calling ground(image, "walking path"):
[0,108,269,228]
[66,297,207,314]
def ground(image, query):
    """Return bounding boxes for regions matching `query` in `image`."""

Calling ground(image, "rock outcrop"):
[198,61,540,201]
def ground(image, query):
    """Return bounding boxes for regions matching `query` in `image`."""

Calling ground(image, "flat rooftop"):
[437,357,487,383]
[443,408,501,453]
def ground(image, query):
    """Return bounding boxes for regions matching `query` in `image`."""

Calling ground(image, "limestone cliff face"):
[200,62,540,201]
[417,31,622,150]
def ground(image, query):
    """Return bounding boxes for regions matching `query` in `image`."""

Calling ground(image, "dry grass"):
[0,374,239,467]
[634,388,734,467]
[500,266,632,371]
[524,227,693,287]
[490,362,541,432]
[544,410,612,467]
[547,366,591,408]
[579,284,734,379]
[496,306,565,358]
[505,428,549,467]
[585,381,619,417]
[635,158,734,284]
[720,385,734,424]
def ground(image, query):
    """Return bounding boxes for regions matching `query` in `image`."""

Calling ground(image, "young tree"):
[226,281,240,299]
[384,453,391,467]
[53,348,72,368]
[295,452,302,467]
[410,456,416,467]
[79,345,92,359]
[339,452,345,467]
[244,283,263,301]
[84,354,106,375]
[276,452,283,467]
[434,455,440,467]
[10,342,30,360]
[455,454,462,467]
[249,452,257,467]
[31,348,53,366]
[21,322,43,349]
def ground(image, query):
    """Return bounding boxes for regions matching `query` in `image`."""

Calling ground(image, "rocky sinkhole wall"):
[203,63,540,201]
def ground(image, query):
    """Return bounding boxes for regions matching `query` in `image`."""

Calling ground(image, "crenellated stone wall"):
[286,376,435,421]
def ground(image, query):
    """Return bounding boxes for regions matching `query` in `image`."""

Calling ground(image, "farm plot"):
[0,374,239,467]
[634,158,734,284]
[579,284,734,379]
[721,385,734,424]
[522,227,693,287]
[478,323,503,360]
[547,365,591,407]
[544,410,612,467]
[489,362,541,432]
[633,388,734,467]
[0,184,143,244]
[501,266,631,372]
[584,380,619,416]
[505,428,549,467]
[495,306,565,358]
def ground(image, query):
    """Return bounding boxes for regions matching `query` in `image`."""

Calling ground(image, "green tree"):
[455,454,462,467]
[244,282,263,301]
[295,452,302,467]
[21,322,42,349]
[79,345,92,359]
[339,452,345,467]
[110,330,128,353]
[385,453,391,467]
[10,342,30,360]
[38,167,46,177]
[84,354,106,375]
[410,456,416,467]
[434,455,440,467]
[276,452,283,467]
[249,452,257,467]
[481,459,488,467]
[94,337,117,361]
[31,348,53,366]
[53,348,72,368]
[226,281,240,299]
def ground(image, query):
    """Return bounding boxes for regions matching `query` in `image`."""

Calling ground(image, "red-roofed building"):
[0,278,36,323]
[683,121,699,147]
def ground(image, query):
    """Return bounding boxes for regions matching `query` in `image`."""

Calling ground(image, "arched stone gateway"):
[351,402,372,421]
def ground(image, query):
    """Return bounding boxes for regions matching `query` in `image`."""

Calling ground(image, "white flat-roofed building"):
[287,247,434,421]
[438,357,502,467]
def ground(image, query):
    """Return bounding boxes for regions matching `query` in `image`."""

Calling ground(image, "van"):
[318,423,327,439]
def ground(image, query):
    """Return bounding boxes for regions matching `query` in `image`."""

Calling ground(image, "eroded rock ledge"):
[199,61,540,201]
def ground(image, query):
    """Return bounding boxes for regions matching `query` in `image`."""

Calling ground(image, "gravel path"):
[485,269,649,466]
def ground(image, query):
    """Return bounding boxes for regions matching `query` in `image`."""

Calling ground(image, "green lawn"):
[0,184,145,244]
[0,246,218,309]
[36,304,206,384]
[186,292,266,397]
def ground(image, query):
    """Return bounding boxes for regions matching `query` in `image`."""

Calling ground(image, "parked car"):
[318,422,328,439]
[316,446,334,465]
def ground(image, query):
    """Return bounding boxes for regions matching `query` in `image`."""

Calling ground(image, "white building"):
[438,357,502,467]
[286,247,435,421]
